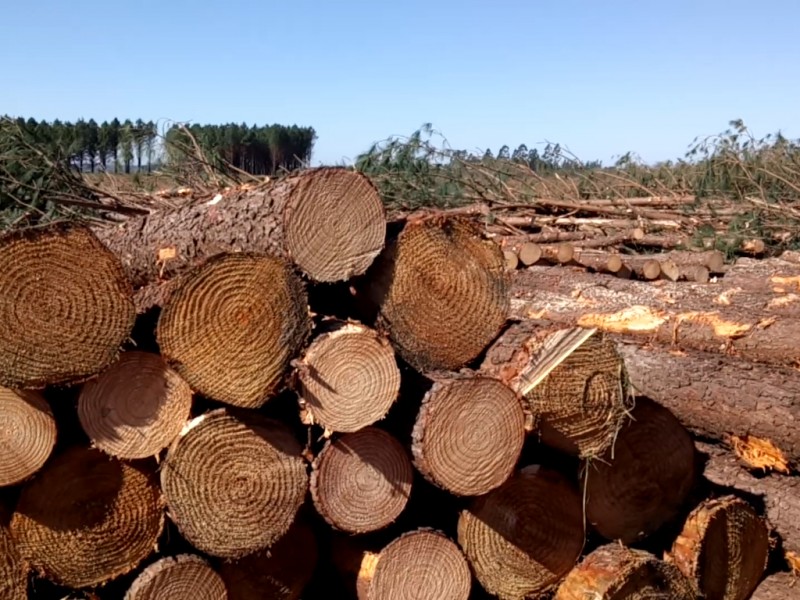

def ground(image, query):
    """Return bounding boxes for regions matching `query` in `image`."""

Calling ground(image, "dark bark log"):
[697,441,800,555]
[615,341,800,465]
[510,257,800,368]
[94,167,386,299]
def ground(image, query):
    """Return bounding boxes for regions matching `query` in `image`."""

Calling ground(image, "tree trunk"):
[615,341,800,464]
[124,554,226,599]
[155,252,311,409]
[696,441,800,555]
[555,544,695,600]
[479,322,633,460]
[310,427,413,534]
[159,409,308,559]
[10,446,164,589]
[0,224,136,388]
[93,167,387,303]
[294,320,401,433]
[666,495,770,600]
[509,255,800,368]
[354,214,510,372]
[457,464,586,599]
[583,397,698,545]
[368,529,472,600]
[411,373,526,496]
[76,351,193,460]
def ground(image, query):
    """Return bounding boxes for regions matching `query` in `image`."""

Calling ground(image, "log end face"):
[0,387,56,487]
[283,167,386,282]
[124,554,227,600]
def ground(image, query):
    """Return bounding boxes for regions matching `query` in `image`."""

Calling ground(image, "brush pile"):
[0,166,798,600]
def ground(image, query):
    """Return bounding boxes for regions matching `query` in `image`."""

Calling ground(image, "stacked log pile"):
[0,167,797,599]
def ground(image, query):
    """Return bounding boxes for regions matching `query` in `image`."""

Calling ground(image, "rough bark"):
[0,223,136,388]
[615,341,800,465]
[696,441,800,555]
[510,257,800,368]
[0,519,27,600]
[479,322,633,460]
[457,464,586,599]
[94,167,386,307]
[666,495,770,600]
[355,214,510,372]
[411,373,526,496]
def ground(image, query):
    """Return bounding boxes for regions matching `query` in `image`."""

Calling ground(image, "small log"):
[123,554,227,600]
[310,427,412,533]
[216,518,318,600]
[574,249,629,278]
[156,252,311,409]
[294,320,400,433]
[554,543,695,600]
[583,397,698,544]
[368,528,472,600]
[0,519,27,600]
[666,495,770,600]
[95,167,387,288]
[503,249,519,270]
[615,342,800,465]
[0,224,136,388]
[411,374,526,496]
[540,243,575,264]
[10,446,164,589]
[457,464,585,599]
[0,387,56,486]
[519,241,543,265]
[160,409,308,559]
[510,262,800,368]
[356,215,509,372]
[750,572,798,600]
[659,258,680,281]
[479,322,633,460]
[697,442,800,555]
[77,351,193,459]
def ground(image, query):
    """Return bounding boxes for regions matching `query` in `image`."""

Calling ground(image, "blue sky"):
[3,1,798,166]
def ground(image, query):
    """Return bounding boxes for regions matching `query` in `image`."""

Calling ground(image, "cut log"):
[160,408,308,559]
[124,554,227,600]
[356,215,509,372]
[666,495,770,600]
[615,341,800,464]
[216,517,318,600]
[329,535,379,600]
[368,528,472,600]
[519,241,543,265]
[510,262,800,368]
[583,397,698,544]
[10,446,164,589]
[573,249,630,278]
[156,252,311,409]
[77,351,194,459]
[697,441,800,555]
[540,243,575,264]
[457,464,585,599]
[94,167,387,288]
[0,387,56,486]
[411,374,526,496]
[0,519,27,600]
[0,224,136,388]
[554,543,695,600]
[479,323,633,459]
[503,249,519,270]
[310,427,413,533]
[294,320,400,433]
[750,572,798,600]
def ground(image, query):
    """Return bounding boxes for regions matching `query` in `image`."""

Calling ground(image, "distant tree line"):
[2,116,159,174]
[164,123,317,176]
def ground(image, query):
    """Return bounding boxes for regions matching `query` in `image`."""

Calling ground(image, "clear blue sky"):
[3,1,798,166]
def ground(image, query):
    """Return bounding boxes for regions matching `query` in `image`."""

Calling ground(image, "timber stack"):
[0,166,798,600]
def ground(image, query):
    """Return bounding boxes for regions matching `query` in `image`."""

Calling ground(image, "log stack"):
[0,166,797,599]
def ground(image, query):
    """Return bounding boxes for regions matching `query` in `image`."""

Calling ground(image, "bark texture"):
[697,441,800,555]
[510,256,800,368]
[616,341,800,464]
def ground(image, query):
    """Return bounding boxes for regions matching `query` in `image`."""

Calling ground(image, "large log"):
[697,441,800,555]
[355,214,509,372]
[509,256,800,368]
[615,341,800,464]
[94,167,387,292]
[0,224,136,388]
[123,554,227,600]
